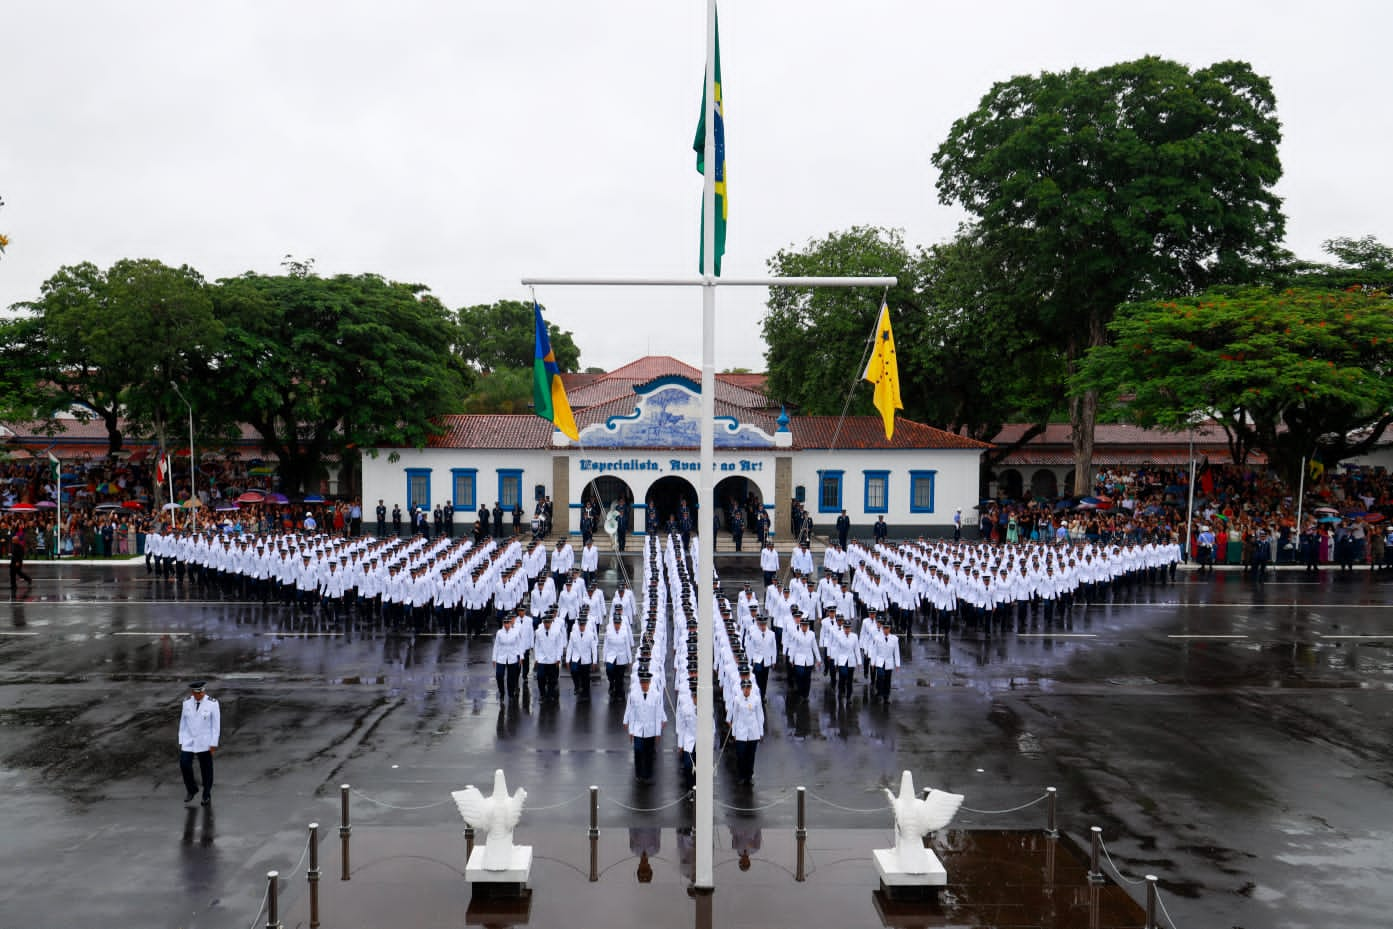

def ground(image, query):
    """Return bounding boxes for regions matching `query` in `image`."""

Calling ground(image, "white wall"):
[365,446,984,530]
[791,448,979,528]
[362,447,549,516]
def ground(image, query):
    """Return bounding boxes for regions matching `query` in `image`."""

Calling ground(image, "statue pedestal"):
[873,848,946,900]
[466,845,533,895]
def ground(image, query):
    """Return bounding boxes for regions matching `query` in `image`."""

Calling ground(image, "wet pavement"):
[2,558,1392,928]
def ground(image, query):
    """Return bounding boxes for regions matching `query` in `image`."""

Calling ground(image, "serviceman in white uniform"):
[178,681,221,805]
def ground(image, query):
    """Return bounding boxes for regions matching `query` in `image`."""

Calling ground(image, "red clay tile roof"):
[991,422,1234,446]
[425,415,554,449]
[792,417,991,450]
[565,362,773,411]
[719,372,768,393]
[602,356,700,382]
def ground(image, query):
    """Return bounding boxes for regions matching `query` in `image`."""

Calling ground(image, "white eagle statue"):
[452,769,528,870]
[882,770,963,873]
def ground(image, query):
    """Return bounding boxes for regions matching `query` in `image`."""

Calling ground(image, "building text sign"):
[579,457,765,474]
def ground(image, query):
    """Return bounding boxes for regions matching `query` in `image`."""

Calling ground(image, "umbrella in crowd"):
[182,498,204,509]
[266,493,289,505]
[122,500,144,509]
[94,503,123,512]
[7,503,37,512]
[1318,516,1341,523]
[214,504,239,512]
[236,491,266,504]
[35,501,57,509]
[1366,513,1386,524]
[161,503,181,511]
[302,494,325,504]
[1314,506,1339,515]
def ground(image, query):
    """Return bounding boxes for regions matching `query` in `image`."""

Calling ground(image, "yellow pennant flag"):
[863,303,902,439]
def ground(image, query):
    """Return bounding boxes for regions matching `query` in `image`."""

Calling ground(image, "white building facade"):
[364,358,988,538]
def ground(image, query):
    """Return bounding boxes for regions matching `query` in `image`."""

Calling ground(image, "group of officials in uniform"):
[163,520,1181,788]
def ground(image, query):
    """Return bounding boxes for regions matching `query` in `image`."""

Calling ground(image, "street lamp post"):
[170,382,196,530]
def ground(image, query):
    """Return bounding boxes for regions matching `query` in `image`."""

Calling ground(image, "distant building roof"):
[792,416,991,451]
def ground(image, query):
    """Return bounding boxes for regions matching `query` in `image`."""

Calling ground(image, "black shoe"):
[185,790,198,804]
[201,796,211,806]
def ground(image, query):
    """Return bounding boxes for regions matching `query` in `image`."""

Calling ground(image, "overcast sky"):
[3,1,1389,373]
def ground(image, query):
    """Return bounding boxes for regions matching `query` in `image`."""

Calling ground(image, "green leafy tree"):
[209,269,472,494]
[456,300,580,374]
[1276,235,1393,292]
[1,259,218,456]
[762,226,1061,449]
[764,227,921,419]
[933,57,1286,493]
[461,368,533,414]
[1076,286,1393,485]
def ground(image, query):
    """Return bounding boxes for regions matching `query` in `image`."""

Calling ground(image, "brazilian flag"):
[693,9,726,276]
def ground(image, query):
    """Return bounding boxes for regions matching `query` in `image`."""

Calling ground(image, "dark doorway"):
[646,475,698,529]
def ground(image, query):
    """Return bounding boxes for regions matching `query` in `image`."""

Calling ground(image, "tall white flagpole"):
[694,0,718,892]
[522,1,897,895]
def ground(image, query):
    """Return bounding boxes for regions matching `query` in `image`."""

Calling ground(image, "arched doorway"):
[714,475,763,532]
[998,469,1024,501]
[1030,469,1058,500]
[646,475,698,531]
[580,476,633,535]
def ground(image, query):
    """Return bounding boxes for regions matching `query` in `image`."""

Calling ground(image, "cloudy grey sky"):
[3,1,1389,373]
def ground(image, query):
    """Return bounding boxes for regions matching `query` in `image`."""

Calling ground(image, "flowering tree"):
[1076,286,1393,484]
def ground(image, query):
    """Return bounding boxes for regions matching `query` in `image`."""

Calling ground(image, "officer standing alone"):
[178,681,220,805]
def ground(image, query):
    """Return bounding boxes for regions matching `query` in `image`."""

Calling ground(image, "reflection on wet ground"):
[1,561,1392,928]
[282,827,1146,929]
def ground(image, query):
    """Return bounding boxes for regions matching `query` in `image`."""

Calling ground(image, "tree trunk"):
[1067,312,1107,498]
[1069,388,1097,497]
[103,409,124,458]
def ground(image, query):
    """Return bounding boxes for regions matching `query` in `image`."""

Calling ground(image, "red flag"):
[155,455,168,484]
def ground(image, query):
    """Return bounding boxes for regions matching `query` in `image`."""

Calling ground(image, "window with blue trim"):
[863,470,889,514]
[817,470,843,513]
[909,470,937,513]
[451,468,477,511]
[405,468,431,513]
[498,469,523,510]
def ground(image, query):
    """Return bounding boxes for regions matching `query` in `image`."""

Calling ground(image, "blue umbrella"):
[1318,515,1341,523]
[303,494,325,504]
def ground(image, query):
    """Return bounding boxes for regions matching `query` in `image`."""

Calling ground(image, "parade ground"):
[2,553,1392,929]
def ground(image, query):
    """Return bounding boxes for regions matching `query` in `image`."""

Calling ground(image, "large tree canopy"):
[456,299,580,374]
[762,226,1061,448]
[0,258,218,455]
[933,56,1286,493]
[1076,286,1393,485]
[209,270,471,494]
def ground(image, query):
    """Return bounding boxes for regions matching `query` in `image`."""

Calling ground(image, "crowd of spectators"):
[979,461,1393,569]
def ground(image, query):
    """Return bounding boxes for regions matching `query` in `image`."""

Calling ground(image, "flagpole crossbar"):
[521,276,897,288]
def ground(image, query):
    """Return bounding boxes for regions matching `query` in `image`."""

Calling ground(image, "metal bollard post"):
[1088,826,1103,884]
[1046,787,1058,838]
[339,784,352,881]
[307,823,321,929]
[588,785,599,839]
[1145,875,1158,929]
[265,871,282,929]
[795,786,807,839]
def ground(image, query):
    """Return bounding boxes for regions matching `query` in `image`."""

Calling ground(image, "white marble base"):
[873,848,947,887]
[465,846,533,884]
